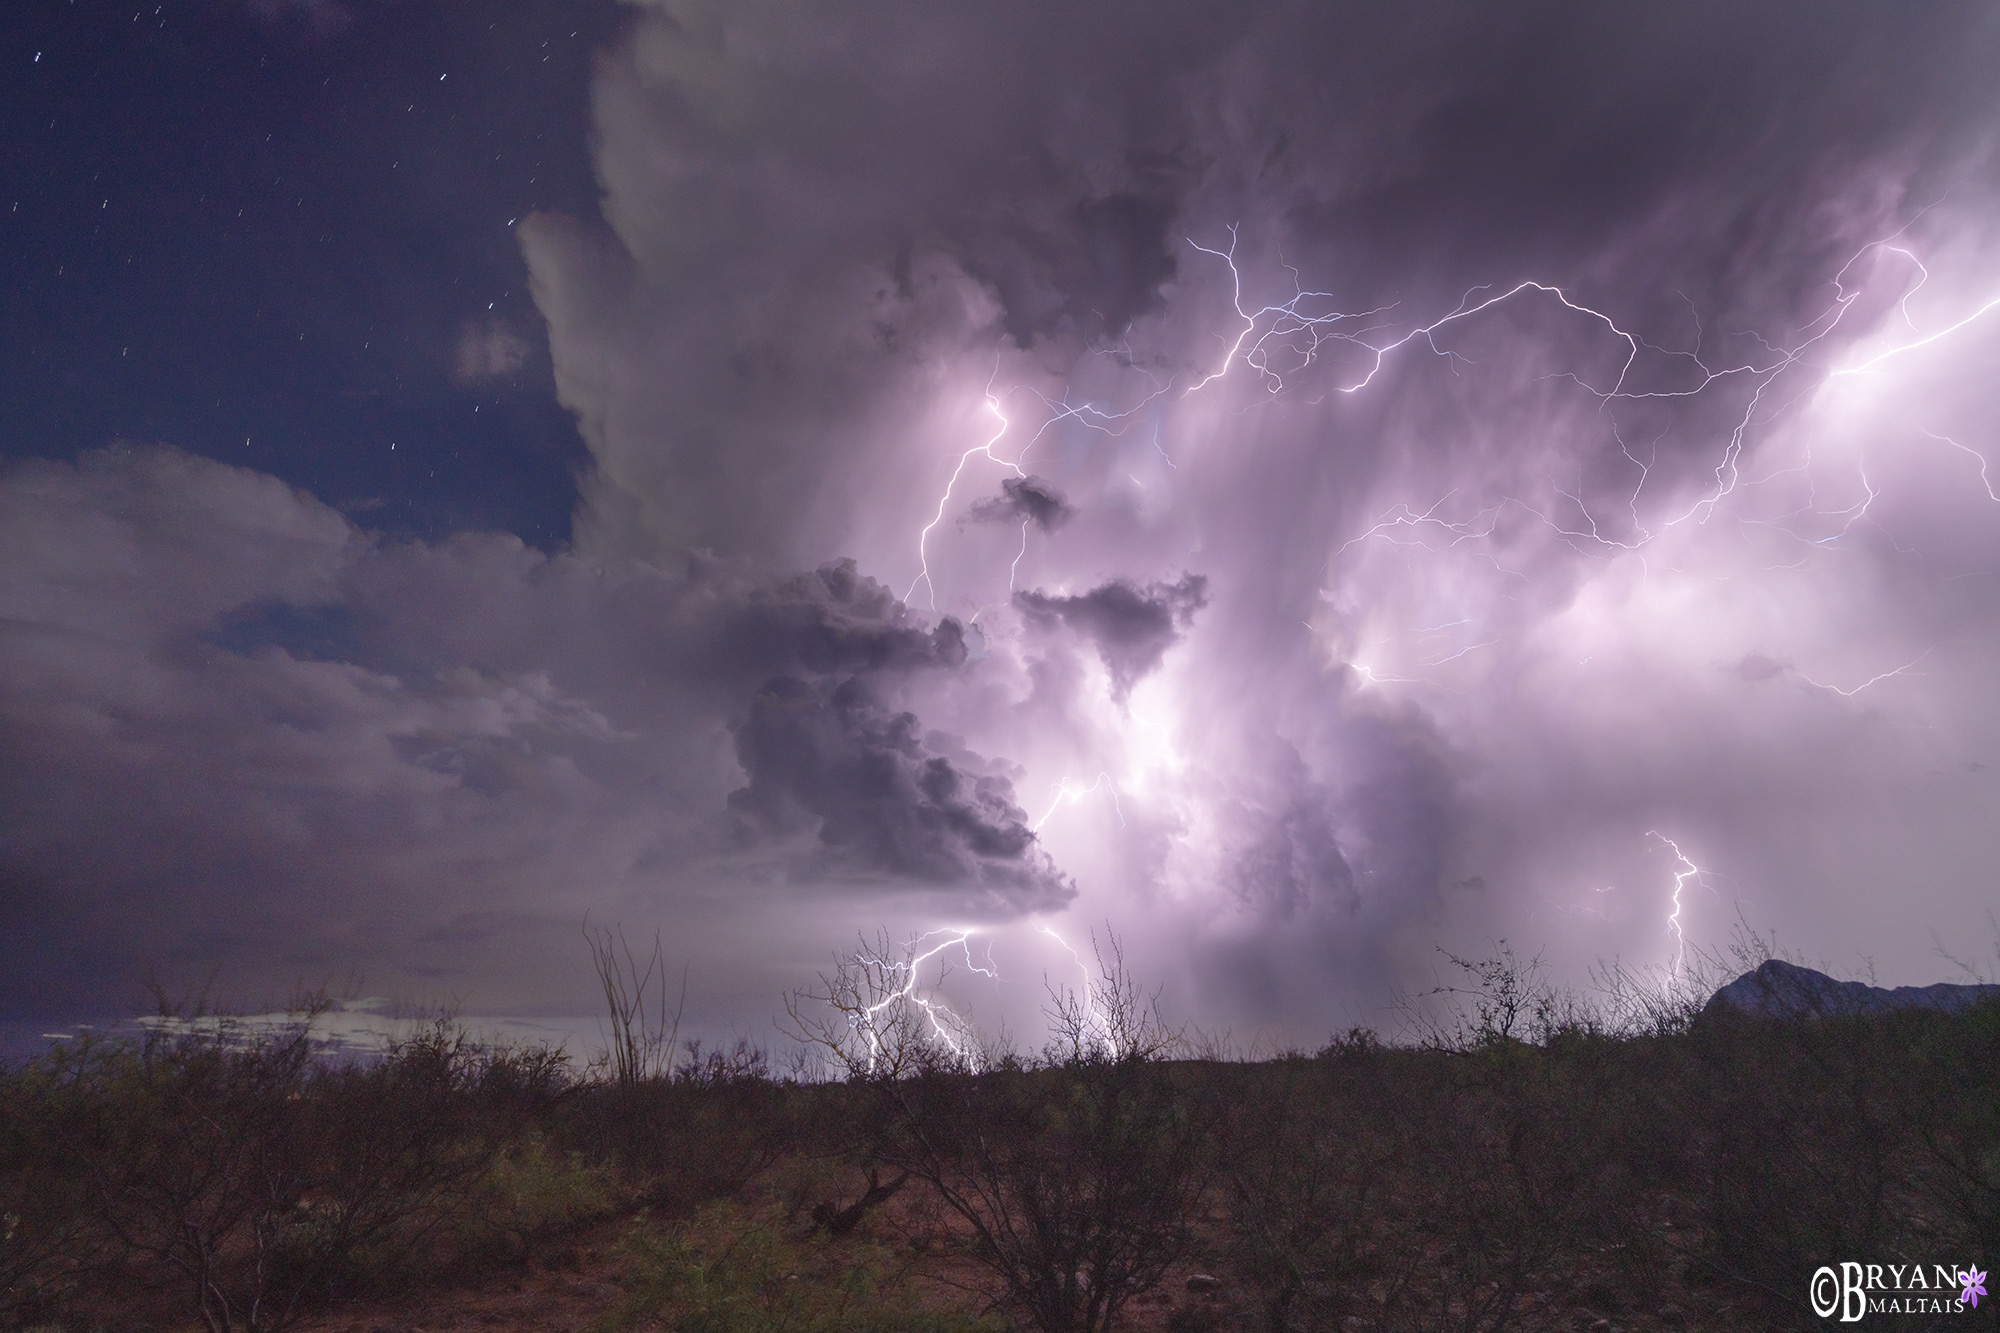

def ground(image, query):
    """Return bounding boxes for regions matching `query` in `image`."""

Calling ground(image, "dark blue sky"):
[3,0,623,545]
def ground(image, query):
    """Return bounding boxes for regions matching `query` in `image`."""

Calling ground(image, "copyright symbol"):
[1811,1266,1840,1318]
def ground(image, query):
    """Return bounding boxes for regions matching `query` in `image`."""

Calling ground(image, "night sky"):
[6,0,2000,1049]
[5,0,621,543]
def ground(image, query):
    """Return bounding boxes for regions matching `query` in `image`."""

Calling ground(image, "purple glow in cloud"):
[7,1,2000,1043]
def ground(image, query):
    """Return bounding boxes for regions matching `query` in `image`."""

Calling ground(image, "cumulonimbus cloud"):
[11,1,2000,1039]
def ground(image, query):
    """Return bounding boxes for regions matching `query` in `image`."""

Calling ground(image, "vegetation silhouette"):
[0,927,1994,1331]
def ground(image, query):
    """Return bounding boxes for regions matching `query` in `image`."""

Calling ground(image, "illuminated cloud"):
[9,2,2000,1041]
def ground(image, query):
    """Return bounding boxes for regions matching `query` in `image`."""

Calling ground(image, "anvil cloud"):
[6,1,2000,1039]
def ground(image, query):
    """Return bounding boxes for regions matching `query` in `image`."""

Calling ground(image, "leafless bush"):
[782,930,986,1080]
[53,1004,331,1333]
[16,1001,526,1333]
[789,929,1210,1333]
[585,923,685,1087]
[1403,941,1593,1051]
[1040,930,1183,1065]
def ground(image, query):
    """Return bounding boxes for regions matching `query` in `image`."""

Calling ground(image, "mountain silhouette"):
[1704,958,2000,1019]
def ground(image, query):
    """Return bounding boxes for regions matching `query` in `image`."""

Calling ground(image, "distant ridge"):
[1704,958,2000,1019]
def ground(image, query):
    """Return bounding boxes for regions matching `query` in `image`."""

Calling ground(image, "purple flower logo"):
[1961,1267,1987,1309]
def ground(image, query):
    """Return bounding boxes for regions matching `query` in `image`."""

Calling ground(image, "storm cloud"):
[0,449,1062,1017]
[967,476,1073,534]
[1015,575,1208,702]
[729,674,1070,911]
[9,1,2000,1041]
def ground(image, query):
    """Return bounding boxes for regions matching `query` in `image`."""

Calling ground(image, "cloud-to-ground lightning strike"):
[1035,922,1118,1056]
[834,923,1126,1069]
[850,927,996,1070]
[1645,832,1702,976]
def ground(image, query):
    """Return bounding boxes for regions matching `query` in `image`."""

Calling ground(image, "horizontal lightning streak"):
[1797,648,1932,697]
[1032,773,1125,833]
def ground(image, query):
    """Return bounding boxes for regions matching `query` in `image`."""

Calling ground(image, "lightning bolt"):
[889,224,1996,1009]
[905,369,1019,611]
[1924,427,2000,502]
[1035,922,1117,1057]
[1830,287,2000,377]
[1796,648,1933,698]
[850,927,997,1070]
[1645,831,1702,976]
[1031,773,1126,833]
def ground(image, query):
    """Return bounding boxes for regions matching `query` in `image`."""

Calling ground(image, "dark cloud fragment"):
[710,562,1064,906]
[961,186,1188,346]
[967,475,1074,533]
[1730,654,1790,683]
[728,676,1071,912]
[1015,574,1208,700]
[708,559,969,681]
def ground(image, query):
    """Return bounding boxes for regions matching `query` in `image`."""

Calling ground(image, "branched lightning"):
[1031,773,1125,833]
[850,927,996,1069]
[836,923,1133,1069]
[885,222,1997,1006]
[1796,648,1933,697]
[915,228,1989,627]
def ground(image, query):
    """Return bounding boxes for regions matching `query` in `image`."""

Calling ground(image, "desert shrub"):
[0,1049,102,1324]
[1897,995,2000,1258]
[551,1046,797,1212]
[1681,1008,1913,1312]
[896,1053,1214,1333]
[1220,1056,1390,1332]
[455,1133,620,1268]
[1670,999,2000,1317]
[40,1016,329,1333]
[596,1205,996,1333]
[782,931,1214,1333]
[10,1011,529,1332]
[472,1039,579,1131]
[279,1017,517,1299]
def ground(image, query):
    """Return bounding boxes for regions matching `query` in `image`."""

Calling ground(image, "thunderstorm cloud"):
[8,0,2000,1040]
[1015,575,1209,702]
[967,475,1074,533]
